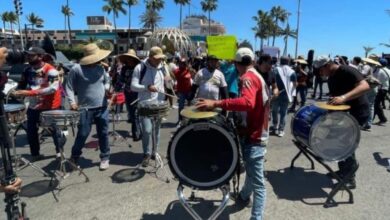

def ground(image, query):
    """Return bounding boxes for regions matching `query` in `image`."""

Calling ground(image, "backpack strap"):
[139,62,147,84]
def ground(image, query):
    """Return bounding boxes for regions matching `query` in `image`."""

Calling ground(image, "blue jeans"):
[178,92,191,121]
[271,95,289,131]
[140,117,161,155]
[71,107,110,160]
[366,89,377,126]
[240,143,267,220]
[27,109,63,156]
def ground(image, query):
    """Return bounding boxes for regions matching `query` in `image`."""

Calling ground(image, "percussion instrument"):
[180,106,218,119]
[40,110,80,128]
[137,100,169,118]
[168,116,239,190]
[315,102,351,111]
[4,104,26,124]
[291,104,360,161]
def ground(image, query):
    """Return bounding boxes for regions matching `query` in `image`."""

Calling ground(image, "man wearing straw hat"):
[131,46,166,167]
[66,43,112,170]
[314,55,370,189]
[117,49,141,141]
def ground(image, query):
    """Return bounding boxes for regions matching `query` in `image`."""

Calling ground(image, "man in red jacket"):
[196,47,270,220]
[174,58,192,123]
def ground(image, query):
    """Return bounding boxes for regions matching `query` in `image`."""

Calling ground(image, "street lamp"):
[294,0,301,59]
[13,0,24,49]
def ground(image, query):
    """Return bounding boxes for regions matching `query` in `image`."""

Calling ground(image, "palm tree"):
[26,13,44,45]
[1,12,9,45]
[145,0,165,11]
[280,23,297,56]
[7,12,18,47]
[102,0,126,53]
[252,10,273,51]
[200,0,217,36]
[270,6,289,47]
[380,40,390,48]
[140,8,162,31]
[126,0,138,48]
[363,46,375,57]
[61,4,74,46]
[174,0,190,30]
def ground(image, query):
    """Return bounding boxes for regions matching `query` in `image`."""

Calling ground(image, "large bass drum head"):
[168,122,238,190]
[309,111,360,161]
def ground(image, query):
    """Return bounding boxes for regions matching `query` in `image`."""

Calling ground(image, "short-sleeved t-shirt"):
[194,68,227,100]
[328,65,369,118]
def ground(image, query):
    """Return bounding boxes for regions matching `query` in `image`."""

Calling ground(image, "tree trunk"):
[32,25,35,46]
[208,11,211,36]
[67,14,72,47]
[179,5,182,30]
[272,18,278,46]
[113,14,119,54]
[260,38,264,51]
[127,5,131,49]
[283,37,288,56]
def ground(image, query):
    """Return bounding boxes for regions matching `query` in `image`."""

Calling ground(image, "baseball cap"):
[25,47,46,55]
[149,46,165,59]
[234,47,254,63]
[379,58,388,66]
[207,54,219,60]
[313,55,331,68]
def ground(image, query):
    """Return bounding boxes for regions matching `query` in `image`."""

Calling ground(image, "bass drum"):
[168,116,239,190]
[291,105,360,161]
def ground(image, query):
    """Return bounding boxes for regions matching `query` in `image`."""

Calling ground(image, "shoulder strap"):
[139,62,147,83]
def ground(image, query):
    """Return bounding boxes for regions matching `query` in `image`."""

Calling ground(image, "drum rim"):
[168,121,238,190]
[40,110,80,117]
[4,103,25,112]
[308,111,360,161]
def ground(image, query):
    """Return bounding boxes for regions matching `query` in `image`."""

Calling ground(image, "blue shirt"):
[220,62,239,95]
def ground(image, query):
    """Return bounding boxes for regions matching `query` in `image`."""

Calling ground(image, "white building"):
[182,15,226,37]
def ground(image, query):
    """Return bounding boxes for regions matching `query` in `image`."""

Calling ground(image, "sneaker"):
[171,105,178,109]
[31,154,45,162]
[99,160,110,170]
[56,153,62,160]
[151,154,156,160]
[326,170,345,179]
[233,193,252,208]
[361,124,371,131]
[277,130,285,137]
[162,117,167,121]
[142,154,151,167]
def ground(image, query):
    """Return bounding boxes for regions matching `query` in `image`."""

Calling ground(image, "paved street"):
[1,97,390,220]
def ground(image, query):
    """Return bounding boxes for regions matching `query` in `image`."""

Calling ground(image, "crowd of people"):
[0,43,390,220]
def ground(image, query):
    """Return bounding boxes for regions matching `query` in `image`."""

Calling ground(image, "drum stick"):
[158,91,178,99]
[130,98,139,106]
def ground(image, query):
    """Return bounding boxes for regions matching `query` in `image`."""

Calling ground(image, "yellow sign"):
[206,35,237,60]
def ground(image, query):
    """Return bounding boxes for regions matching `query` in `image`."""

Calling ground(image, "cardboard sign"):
[206,36,237,60]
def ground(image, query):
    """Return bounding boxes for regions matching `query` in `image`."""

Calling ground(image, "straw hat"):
[295,59,308,65]
[79,43,112,65]
[363,57,382,66]
[118,49,140,62]
[149,46,165,59]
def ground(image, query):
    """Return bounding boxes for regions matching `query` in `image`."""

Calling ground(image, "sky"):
[1,0,390,58]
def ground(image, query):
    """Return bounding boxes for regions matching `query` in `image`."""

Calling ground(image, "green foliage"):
[56,44,84,60]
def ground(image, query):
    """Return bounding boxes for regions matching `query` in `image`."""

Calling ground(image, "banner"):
[206,35,237,60]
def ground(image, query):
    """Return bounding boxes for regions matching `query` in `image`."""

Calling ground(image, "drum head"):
[168,122,238,190]
[4,104,25,112]
[309,111,360,161]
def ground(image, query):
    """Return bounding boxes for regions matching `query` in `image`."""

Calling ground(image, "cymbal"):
[180,106,218,119]
[315,102,351,111]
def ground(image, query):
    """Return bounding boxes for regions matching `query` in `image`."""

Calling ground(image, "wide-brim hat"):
[363,57,381,66]
[295,59,308,65]
[118,49,140,62]
[79,43,112,65]
[149,46,165,59]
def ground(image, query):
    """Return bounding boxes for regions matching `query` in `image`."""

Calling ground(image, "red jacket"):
[174,68,192,93]
[217,68,270,144]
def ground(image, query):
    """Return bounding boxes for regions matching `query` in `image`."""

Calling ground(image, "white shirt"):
[194,68,227,100]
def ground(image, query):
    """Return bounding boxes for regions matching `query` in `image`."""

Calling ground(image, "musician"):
[66,43,112,170]
[314,55,370,189]
[190,55,228,101]
[117,49,141,141]
[196,48,270,220]
[131,46,166,167]
[0,47,23,194]
[13,47,63,161]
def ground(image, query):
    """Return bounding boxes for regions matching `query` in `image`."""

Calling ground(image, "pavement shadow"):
[41,156,95,172]
[373,152,390,170]
[266,167,333,202]
[141,199,242,220]
[109,151,143,167]
[111,168,145,183]
[20,179,58,198]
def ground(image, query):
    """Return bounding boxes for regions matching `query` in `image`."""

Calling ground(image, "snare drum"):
[291,104,360,161]
[4,104,26,124]
[137,100,169,118]
[40,110,80,128]
[168,116,239,190]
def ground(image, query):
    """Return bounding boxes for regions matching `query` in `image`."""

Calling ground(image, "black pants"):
[312,76,323,98]
[374,89,388,122]
[337,110,368,179]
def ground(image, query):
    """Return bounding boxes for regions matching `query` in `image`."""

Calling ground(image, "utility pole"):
[14,0,24,49]
[295,0,301,59]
